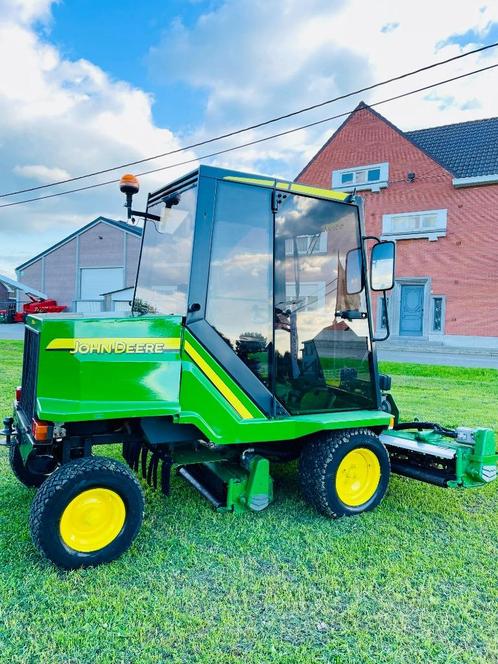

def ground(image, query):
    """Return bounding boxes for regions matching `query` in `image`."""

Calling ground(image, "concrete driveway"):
[378,347,498,369]
[0,324,24,340]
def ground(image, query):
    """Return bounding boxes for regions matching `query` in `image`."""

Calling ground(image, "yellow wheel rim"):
[59,488,126,553]
[335,448,381,507]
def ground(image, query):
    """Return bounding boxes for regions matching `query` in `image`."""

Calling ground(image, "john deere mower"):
[1,166,496,569]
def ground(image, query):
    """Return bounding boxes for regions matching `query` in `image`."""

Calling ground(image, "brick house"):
[297,102,498,348]
[16,217,142,313]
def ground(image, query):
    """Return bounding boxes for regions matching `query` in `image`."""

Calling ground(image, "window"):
[134,187,197,315]
[332,163,388,192]
[274,193,376,414]
[382,209,447,241]
[206,182,273,388]
[431,296,445,333]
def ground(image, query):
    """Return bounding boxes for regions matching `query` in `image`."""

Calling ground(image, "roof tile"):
[405,117,498,178]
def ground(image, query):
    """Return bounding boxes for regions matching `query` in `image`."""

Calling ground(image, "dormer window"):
[332,162,389,192]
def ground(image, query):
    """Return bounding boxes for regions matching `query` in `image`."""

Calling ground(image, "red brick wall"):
[298,107,498,337]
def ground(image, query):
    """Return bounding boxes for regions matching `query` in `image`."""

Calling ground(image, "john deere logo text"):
[46,337,180,354]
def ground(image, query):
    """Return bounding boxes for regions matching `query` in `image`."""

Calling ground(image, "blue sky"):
[0,0,497,277]
[49,0,211,130]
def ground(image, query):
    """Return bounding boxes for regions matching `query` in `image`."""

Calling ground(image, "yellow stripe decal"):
[184,340,254,420]
[223,176,349,202]
[289,183,349,201]
[224,176,276,187]
[46,337,181,354]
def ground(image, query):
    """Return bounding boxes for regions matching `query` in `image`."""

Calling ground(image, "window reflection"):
[274,194,375,414]
[206,182,273,387]
[134,187,197,315]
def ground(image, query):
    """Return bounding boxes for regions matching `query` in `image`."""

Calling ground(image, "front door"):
[399,284,424,336]
[272,192,376,415]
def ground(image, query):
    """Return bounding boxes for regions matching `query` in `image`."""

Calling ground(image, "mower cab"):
[2,165,496,569]
[134,168,394,418]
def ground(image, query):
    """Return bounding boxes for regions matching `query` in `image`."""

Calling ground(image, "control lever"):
[335,310,367,320]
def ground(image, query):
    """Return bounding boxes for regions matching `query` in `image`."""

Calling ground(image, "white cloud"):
[148,0,498,178]
[149,0,366,128]
[14,164,71,182]
[0,0,197,276]
[0,0,56,25]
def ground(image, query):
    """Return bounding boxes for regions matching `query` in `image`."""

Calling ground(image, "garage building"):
[16,217,142,313]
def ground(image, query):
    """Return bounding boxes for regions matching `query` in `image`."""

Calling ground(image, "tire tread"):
[29,456,143,561]
[299,428,389,518]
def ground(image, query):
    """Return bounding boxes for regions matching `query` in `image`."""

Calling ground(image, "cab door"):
[272,192,377,414]
[186,178,278,416]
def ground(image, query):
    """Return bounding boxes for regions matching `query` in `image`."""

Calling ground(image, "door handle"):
[335,310,367,320]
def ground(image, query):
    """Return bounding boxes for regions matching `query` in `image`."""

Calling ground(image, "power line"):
[1,41,497,199]
[1,61,497,210]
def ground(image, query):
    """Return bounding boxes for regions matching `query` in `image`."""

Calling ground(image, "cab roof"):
[148,164,352,208]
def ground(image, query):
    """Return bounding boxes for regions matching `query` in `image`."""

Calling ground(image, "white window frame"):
[332,162,389,192]
[381,209,447,241]
[430,295,446,334]
[285,231,327,256]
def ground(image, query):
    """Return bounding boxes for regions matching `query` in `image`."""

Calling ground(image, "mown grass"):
[0,340,497,663]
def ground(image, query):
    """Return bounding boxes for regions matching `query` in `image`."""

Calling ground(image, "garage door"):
[80,268,124,300]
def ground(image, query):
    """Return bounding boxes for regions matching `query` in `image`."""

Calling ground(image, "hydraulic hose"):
[393,422,458,439]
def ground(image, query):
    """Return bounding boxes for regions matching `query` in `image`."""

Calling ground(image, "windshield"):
[133,186,197,315]
[273,193,376,414]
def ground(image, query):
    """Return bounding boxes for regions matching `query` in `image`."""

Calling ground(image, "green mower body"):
[2,165,496,569]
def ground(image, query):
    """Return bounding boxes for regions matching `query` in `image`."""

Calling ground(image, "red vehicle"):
[0,274,66,323]
[13,297,66,322]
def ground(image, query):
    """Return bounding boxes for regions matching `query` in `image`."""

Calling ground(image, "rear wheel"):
[299,428,390,518]
[29,456,144,569]
[9,444,58,488]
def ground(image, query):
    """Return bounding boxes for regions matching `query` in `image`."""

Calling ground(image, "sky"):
[0,0,497,277]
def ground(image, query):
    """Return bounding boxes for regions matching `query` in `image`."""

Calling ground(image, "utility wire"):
[1,41,497,199]
[1,61,497,210]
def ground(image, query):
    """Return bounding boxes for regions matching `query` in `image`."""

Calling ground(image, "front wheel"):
[299,428,390,518]
[29,456,144,569]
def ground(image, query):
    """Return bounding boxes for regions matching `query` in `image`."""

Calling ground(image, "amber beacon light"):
[120,173,140,219]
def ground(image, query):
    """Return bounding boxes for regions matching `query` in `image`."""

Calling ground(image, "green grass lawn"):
[0,339,497,663]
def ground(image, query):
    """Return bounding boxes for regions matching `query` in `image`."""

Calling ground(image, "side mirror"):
[370,241,395,291]
[345,248,363,295]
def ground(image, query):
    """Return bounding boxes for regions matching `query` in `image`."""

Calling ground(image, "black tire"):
[299,428,390,518]
[29,456,144,569]
[9,444,58,488]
